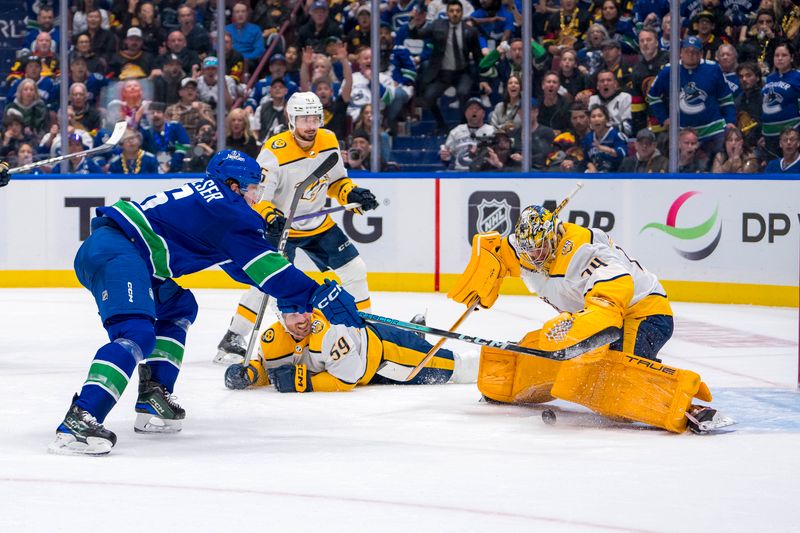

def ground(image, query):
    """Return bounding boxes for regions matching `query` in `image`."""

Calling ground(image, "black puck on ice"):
[542,409,557,425]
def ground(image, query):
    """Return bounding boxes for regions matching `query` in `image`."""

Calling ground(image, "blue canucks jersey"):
[141,121,191,173]
[581,127,628,172]
[647,61,736,140]
[96,178,318,309]
[760,69,800,138]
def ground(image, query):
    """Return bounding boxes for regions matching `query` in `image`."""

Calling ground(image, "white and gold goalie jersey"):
[506,222,672,320]
[256,128,349,236]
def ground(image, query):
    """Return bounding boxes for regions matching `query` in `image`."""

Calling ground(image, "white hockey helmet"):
[286,91,324,134]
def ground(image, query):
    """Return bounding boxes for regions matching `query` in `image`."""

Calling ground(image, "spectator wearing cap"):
[647,35,736,157]
[108,128,160,174]
[245,54,299,113]
[409,0,484,134]
[166,78,216,139]
[24,6,59,52]
[346,5,372,55]
[156,31,202,77]
[542,0,591,57]
[197,56,238,111]
[5,56,57,110]
[226,1,266,63]
[70,82,103,133]
[539,71,571,133]
[255,77,289,140]
[344,128,397,171]
[597,38,632,89]
[141,101,191,173]
[298,0,344,53]
[109,27,156,80]
[690,10,727,61]
[511,98,556,170]
[4,79,49,139]
[84,9,118,64]
[70,33,107,76]
[619,128,668,173]
[177,5,211,57]
[440,96,496,170]
[631,27,669,134]
[50,133,104,174]
[588,69,633,137]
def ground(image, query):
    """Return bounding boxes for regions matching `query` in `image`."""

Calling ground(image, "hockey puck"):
[542,409,557,425]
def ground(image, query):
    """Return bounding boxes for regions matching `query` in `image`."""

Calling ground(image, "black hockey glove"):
[263,205,286,239]
[346,187,378,214]
[268,364,313,393]
[0,161,10,187]
[224,363,258,390]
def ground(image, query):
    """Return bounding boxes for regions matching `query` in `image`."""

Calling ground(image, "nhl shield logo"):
[467,191,520,243]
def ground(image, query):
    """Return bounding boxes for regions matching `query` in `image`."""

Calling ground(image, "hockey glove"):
[263,206,286,239]
[346,187,378,214]
[268,364,313,393]
[311,279,363,327]
[224,363,259,390]
[0,161,9,187]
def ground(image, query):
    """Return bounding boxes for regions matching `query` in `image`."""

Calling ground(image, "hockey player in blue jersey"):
[647,35,736,156]
[48,149,363,456]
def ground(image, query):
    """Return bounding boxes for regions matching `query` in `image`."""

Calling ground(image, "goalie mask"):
[514,205,560,271]
[286,92,324,135]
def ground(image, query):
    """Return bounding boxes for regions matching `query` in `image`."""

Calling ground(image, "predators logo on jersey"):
[271,139,287,149]
[302,177,328,203]
[262,328,275,343]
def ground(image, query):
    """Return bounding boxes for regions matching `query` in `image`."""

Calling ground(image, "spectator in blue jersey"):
[470,0,515,45]
[245,54,299,113]
[48,150,363,456]
[141,102,191,174]
[50,134,104,174]
[226,2,266,63]
[761,41,800,159]
[633,0,670,32]
[716,44,740,97]
[108,129,160,174]
[647,35,736,157]
[765,128,800,173]
[582,104,628,173]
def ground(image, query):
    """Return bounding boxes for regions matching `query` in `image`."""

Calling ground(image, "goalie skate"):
[48,396,117,456]
[685,405,736,434]
[213,329,246,364]
[134,365,185,434]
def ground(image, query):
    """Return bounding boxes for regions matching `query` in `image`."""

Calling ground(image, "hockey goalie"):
[448,204,734,434]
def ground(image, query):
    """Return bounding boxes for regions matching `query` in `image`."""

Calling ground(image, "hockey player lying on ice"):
[448,204,734,434]
[224,309,478,392]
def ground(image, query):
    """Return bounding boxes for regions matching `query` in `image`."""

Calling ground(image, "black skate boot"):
[213,329,246,364]
[134,364,185,434]
[48,394,117,456]
[685,405,736,434]
[410,313,427,340]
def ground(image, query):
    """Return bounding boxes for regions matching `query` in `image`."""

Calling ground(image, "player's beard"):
[294,128,317,144]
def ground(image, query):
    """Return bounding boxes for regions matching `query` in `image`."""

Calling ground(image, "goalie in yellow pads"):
[448,204,734,434]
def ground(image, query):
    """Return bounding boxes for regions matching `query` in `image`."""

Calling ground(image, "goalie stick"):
[293,202,362,222]
[8,120,127,176]
[242,151,340,366]
[360,311,621,361]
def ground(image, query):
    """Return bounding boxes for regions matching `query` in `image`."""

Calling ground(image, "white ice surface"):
[1,289,798,532]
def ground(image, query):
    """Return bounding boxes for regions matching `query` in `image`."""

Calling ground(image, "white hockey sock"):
[334,256,371,311]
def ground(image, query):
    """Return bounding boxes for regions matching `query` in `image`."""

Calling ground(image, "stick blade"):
[312,151,339,179]
[106,121,128,146]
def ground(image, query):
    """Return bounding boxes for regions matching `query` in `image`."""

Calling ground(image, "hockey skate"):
[451,351,480,384]
[213,329,247,364]
[48,395,117,456]
[410,312,427,340]
[134,364,185,434]
[685,405,736,434]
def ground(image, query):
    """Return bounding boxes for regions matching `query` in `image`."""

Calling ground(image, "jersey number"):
[330,337,351,361]
[581,257,608,278]
[140,184,194,211]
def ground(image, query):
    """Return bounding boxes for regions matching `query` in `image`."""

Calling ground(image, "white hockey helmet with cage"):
[286,91,324,134]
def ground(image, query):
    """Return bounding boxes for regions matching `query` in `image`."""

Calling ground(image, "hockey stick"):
[8,121,127,175]
[293,202,362,222]
[242,151,340,366]
[375,297,480,381]
[553,181,584,217]
[360,311,621,361]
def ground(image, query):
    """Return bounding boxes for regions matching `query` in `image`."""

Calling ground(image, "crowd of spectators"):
[4,0,800,174]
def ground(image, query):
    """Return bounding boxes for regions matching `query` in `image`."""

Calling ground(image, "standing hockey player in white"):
[215,92,379,363]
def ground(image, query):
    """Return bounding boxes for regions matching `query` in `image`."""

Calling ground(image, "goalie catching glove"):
[447,232,509,309]
[268,364,313,393]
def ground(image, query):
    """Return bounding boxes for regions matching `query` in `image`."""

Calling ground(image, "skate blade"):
[686,414,737,434]
[134,413,183,434]
[47,433,112,456]
[213,349,244,365]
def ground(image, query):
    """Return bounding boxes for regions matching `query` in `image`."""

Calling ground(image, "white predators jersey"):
[260,311,371,386]
[257,128,348,233]
[509,223,667,314]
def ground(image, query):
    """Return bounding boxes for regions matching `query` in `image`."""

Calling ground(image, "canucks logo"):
[641,191,722,261]
[762,86,784,114]
[680,82,708,115]
[271,139,287,149]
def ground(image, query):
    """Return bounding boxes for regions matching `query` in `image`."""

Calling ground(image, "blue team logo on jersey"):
[680,82,708,115]
[762,86,784,114]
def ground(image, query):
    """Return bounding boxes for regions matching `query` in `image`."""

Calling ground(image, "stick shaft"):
[293,202,361,222]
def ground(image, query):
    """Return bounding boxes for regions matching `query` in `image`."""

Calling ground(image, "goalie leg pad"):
[550,350,709,433]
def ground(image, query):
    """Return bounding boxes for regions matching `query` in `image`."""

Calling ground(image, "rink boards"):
[1,173,798,306]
